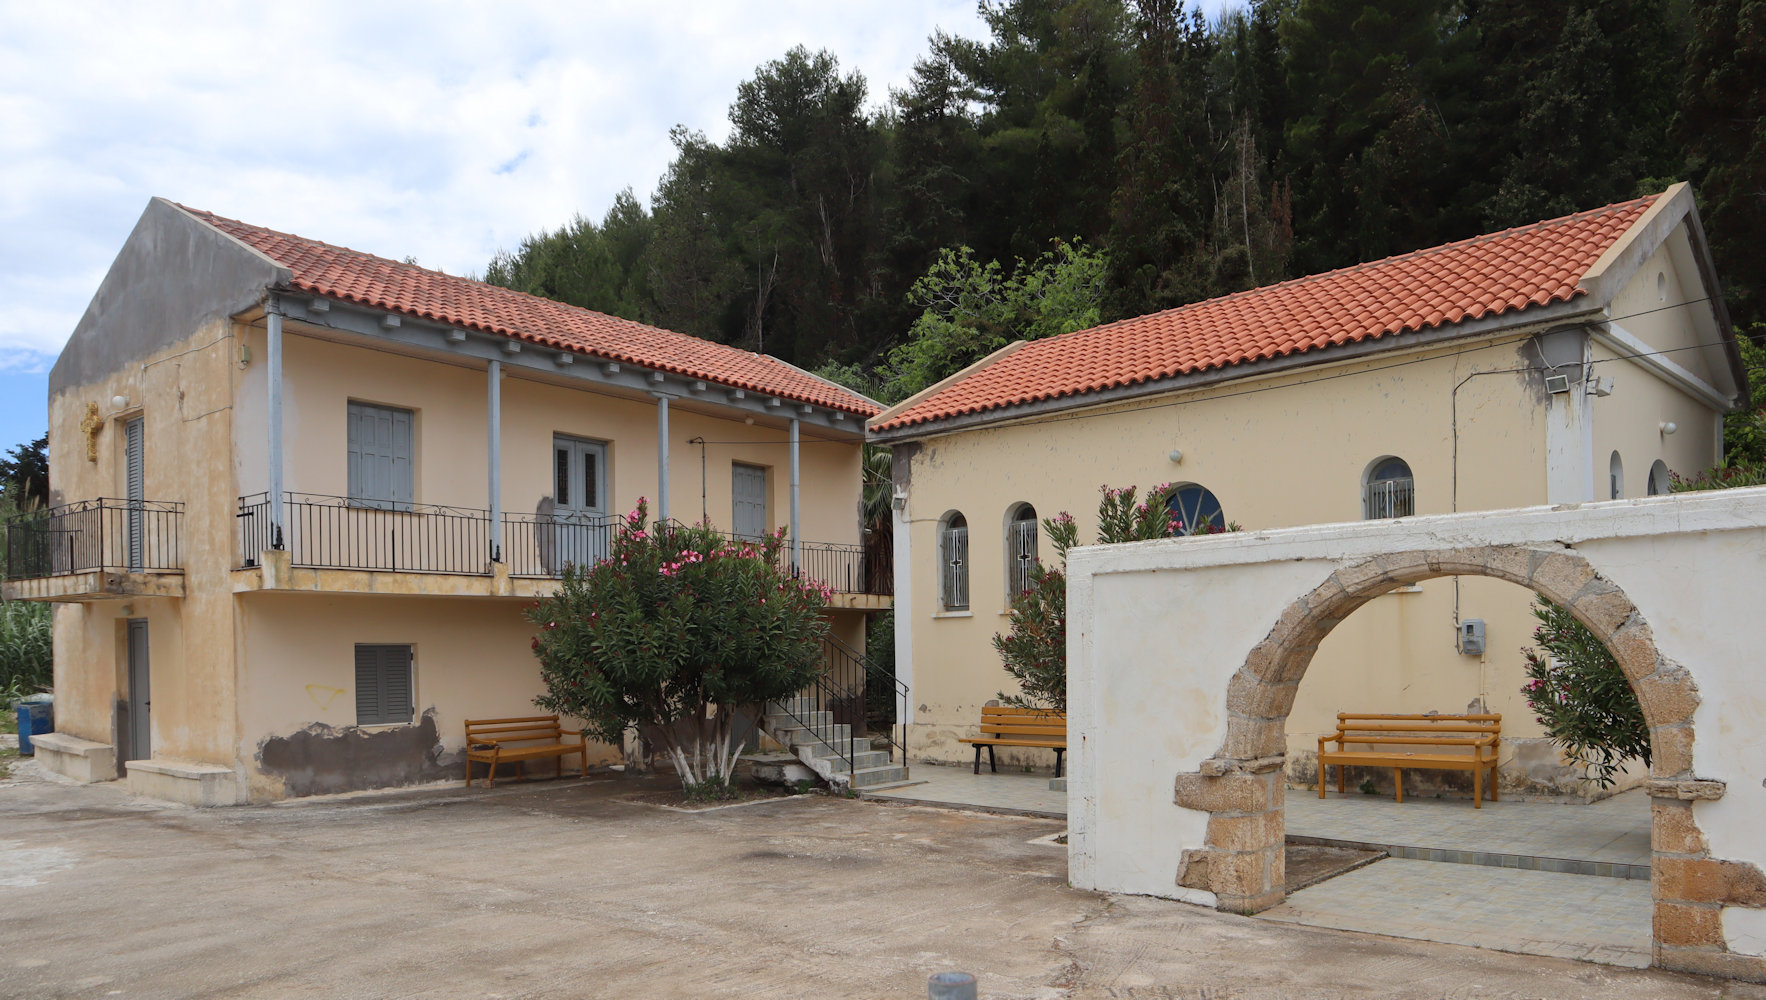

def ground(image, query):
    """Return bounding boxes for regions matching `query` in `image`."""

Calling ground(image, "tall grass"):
[0,601,51,704]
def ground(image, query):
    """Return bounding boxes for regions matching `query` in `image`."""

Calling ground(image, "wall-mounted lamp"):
[1167,449,1183,464]
[111,394,130,410]
[1660,421,1679,436]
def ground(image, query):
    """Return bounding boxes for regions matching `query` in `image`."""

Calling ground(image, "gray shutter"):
[355,644,414,725]
[348,403,414,508]
[125,417,144,571]
[390,408,413,506]
[732,464,767,539]
[354,645,382,724]
[381,645,413,723]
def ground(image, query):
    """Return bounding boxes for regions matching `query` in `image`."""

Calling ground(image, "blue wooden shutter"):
[348,403,414,508]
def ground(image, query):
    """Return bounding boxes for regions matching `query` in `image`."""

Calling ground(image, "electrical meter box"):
[1458,619,1486,656]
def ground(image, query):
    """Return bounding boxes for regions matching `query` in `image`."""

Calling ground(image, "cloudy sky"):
[0,1,1229,454]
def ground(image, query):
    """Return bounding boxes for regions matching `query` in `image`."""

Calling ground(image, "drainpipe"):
[654,394,671,522]
[266,294,285,549]
[487,359,502,562]
[789,417,801,573]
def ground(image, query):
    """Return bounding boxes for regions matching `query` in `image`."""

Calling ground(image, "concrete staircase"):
[762,696,907,791]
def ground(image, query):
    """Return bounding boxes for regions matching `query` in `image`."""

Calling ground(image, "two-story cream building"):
[869,184,1746,796]
[7,198,888,804]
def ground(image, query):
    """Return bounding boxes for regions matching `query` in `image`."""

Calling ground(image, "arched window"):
[1006,504,1038,596]
[1609,451,1624,500]
[1648,460,1671,496]
[940,512,969,610]
[1363,457,1414,519]
[1166,484,1226,535]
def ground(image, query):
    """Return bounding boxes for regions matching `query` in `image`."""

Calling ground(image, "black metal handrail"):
[4,498,184,580]
[706,530,892,596]
[237,492,491,575]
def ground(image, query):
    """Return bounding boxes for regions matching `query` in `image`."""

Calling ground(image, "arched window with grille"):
[1006,504,1037,596]
[1648,460,1671,496]
[1166,484,1226,535]
[1363,457,1414,519]
[940,512,969,610]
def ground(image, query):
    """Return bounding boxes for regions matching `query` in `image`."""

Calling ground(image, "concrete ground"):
[1,762,1758,1000]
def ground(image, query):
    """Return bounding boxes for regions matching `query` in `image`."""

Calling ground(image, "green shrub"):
[0,600,52,705]
[527,500,829,792]
[1520,599,1650,789]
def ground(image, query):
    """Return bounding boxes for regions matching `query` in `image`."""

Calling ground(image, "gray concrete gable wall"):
[49,198,291,393]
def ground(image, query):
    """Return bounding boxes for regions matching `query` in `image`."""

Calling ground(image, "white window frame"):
[940,512,969,611]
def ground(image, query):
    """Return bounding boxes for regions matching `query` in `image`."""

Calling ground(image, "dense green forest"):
[484,0,1765,405]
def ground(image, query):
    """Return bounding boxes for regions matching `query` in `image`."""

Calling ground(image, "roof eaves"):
[867,295,1607,443]
[866,339,1030,431]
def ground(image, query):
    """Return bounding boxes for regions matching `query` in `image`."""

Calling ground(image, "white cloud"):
[0,0,992,365]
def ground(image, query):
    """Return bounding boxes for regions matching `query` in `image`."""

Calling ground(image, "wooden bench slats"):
[464,714,589,789]
[959,706,1068,777]
[1319,712,1501,808]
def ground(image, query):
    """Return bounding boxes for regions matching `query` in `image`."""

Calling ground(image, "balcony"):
[2,499,185,602]
[235,493,890,608]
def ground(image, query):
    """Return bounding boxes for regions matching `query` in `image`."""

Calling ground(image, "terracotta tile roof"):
[871,194,1659,433]
[179,206,880,417]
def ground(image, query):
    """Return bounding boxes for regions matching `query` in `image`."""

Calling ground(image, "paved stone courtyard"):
[2,761,1752,999]
[867,766,1661,967]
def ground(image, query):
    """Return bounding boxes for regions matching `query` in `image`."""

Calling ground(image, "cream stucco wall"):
[894,334,1564,767]
[266,328,863,550]
[235,592,614,800]
[45,321,243,766]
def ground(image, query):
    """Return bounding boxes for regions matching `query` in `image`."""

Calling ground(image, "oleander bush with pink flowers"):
[1520,598,1650,789]
[526,499,830,794]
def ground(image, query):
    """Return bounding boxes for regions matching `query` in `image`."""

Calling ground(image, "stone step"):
[769,698,820,716]
[849,764,908,788]
[765,710,831,730]
[788,728,855,752]
[804,750,895,775]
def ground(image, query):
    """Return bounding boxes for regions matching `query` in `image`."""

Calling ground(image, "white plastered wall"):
[1068,487,1766,958]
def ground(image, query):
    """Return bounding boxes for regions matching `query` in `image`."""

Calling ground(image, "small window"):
[347,402,414,509]
[1167,484,1226,535]
[1006,504,1038,596]
[355,644,413,726]
[1648,460,1671,496]
[940,513,969,610]
[1363,457,1414,519]
[1609,451,1624,500]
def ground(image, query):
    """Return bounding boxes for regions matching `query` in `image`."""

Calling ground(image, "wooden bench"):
[464,715,589,788]
[959,706,1067,777]
[1318,712,1501,807]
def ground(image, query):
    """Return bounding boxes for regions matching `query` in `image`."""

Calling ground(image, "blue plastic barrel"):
[16,702,53,756]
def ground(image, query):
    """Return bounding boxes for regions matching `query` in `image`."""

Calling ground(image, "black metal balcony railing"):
[237,492,491,575]
[4,498,184,580]
[502,511,624,578]
[235,493,890,595]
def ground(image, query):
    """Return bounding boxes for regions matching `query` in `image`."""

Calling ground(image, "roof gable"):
[175,205,879,417]
[870,193,1661,435]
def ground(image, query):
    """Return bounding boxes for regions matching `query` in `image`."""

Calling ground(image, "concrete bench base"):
[30,733,117,783]
[126,759,242,807]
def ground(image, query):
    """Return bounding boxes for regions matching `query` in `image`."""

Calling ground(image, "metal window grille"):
[1362,478,1415,519]
[1007,516,1037,596]
[941,520,969,610]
